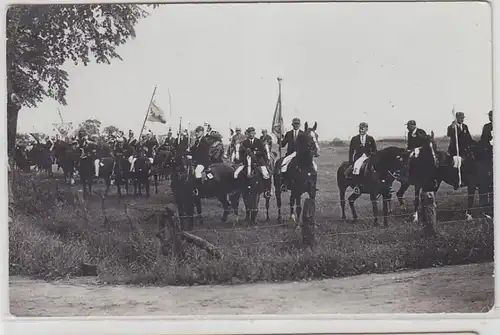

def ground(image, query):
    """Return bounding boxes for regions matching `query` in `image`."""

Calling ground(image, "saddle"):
[346,158,372,179]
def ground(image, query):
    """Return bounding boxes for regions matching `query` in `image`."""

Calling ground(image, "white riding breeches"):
[281,152,296,172]
[129,156,136,172]
[195,164,204,179]
[410,147,421,158]
[281,152,317,173]
[260,166,270,179]
[452,155,463,169]
[234,165,244,179]
[94,159,100,177]
[353,154,368,175]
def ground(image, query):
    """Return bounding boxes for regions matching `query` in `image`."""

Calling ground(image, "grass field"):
[8,139,494,286]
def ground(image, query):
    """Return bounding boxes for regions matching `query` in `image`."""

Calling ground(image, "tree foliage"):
[77,118,102,136]
[102,125,122,137]
[6,4,156,108]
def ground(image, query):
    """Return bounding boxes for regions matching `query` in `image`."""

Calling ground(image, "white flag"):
[147,100,167,124]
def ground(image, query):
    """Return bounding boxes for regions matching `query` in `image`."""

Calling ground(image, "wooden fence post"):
[301,198,316,246]
[419,191,437,237]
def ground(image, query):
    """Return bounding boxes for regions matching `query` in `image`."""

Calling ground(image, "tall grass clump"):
[8,171,494,286]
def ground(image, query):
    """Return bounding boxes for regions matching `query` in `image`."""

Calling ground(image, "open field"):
[9,139,493,294]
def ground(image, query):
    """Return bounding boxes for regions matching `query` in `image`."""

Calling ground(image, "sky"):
[16,1,493,141]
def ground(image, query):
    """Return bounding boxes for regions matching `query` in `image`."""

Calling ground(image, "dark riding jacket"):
[281,129,303,156]
[481,122,493,145]
[446,123,473,156]
[239,138,266,166]
[348,134,377,164]
[190,136,211,167]
[407,128,428,151]
[209,140,224,164]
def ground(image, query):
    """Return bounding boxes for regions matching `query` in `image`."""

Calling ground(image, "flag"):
[271,92,284,140]
[147,100,167,124]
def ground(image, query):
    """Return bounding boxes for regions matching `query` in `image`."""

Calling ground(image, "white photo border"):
[1,0,499,334]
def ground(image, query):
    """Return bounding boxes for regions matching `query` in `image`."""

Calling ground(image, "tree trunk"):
[7,99,20,159]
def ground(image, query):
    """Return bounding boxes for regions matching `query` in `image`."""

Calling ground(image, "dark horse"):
[230,151,272,224]
[30,143,53,177]
[273,121,319,225]
[131,152,153,197]
[396,137,493,220]
[56,142,79,185]
[169,139,237,230]
[337,146,410,226]
[394,132,441,223]
[152,146,175,194]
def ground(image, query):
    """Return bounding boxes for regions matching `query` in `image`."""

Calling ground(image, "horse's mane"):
[371,146,406,170]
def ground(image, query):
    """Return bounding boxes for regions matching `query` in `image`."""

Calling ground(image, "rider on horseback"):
[481,110,493,147]
[233,127,270,180]
[209,131,225,164]
[344,122,377,190]
[446,111,474,189]
[188,125,211,184]
[227,127,246,162]
[260,129,273,160]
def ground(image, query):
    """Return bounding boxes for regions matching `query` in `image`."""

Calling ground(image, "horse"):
[151,146,175,194]
[273,121,320,224]
[337,146,411,227]
[112,153,131,197]
[228,136,245,164]
[30,143,53,177]
[13,146,31,172]
[56,142,79,185]
[394,132,441,223]
[131,153,153,197]
[169,140,236,230]
[229,151,270,224]
[262,142,277,221]
[435,139,493,220]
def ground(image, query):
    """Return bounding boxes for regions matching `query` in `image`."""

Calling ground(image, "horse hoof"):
[291,214,297,223]
[466,213,473,221]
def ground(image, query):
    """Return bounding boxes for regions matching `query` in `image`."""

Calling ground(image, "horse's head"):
[172,141,193,181]
[234,142,241,162]
[373,146,411,183]
[298,121,320,157]
[416,131,439,169]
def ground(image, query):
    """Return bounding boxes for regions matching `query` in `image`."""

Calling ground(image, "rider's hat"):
[246,126,255,133]
[235,126,241,131]
[292,117,301,125]
[195,126,204,132]
[455,111,465,118]
[406,120,416,126]
[359,122,369,129]
[489,110,493,116]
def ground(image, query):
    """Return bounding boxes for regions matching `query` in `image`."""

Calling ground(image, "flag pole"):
[277,77,283,161]
[139,85,157,141]
[168,88,172,117]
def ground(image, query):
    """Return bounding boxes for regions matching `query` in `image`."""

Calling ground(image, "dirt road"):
[10,262,493,316]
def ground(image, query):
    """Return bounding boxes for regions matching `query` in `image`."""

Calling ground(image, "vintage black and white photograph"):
[7,2,494,316]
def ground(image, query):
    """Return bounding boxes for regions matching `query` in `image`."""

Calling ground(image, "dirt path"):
[10,263,493,316]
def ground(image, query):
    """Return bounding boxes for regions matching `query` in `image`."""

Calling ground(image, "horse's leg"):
[382,190,391,227]
[275,176,283,223]
[348,192,361,222]
[217,194,230,222]
[289,191,296,221]
[295,193,302,225]
[396,182,410,209]
[251,192,260,224]
[154,174,158,194]
[340,184,347,220]
[104,175,111,197]
[264,184,271,222]
[370,192,379,226]
[412,186,420,223]
[145,175,150,197]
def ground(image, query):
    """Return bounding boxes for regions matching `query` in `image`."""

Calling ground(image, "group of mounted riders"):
[13,108,493,227]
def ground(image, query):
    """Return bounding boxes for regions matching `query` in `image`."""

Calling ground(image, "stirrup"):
[353,186,361,195]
